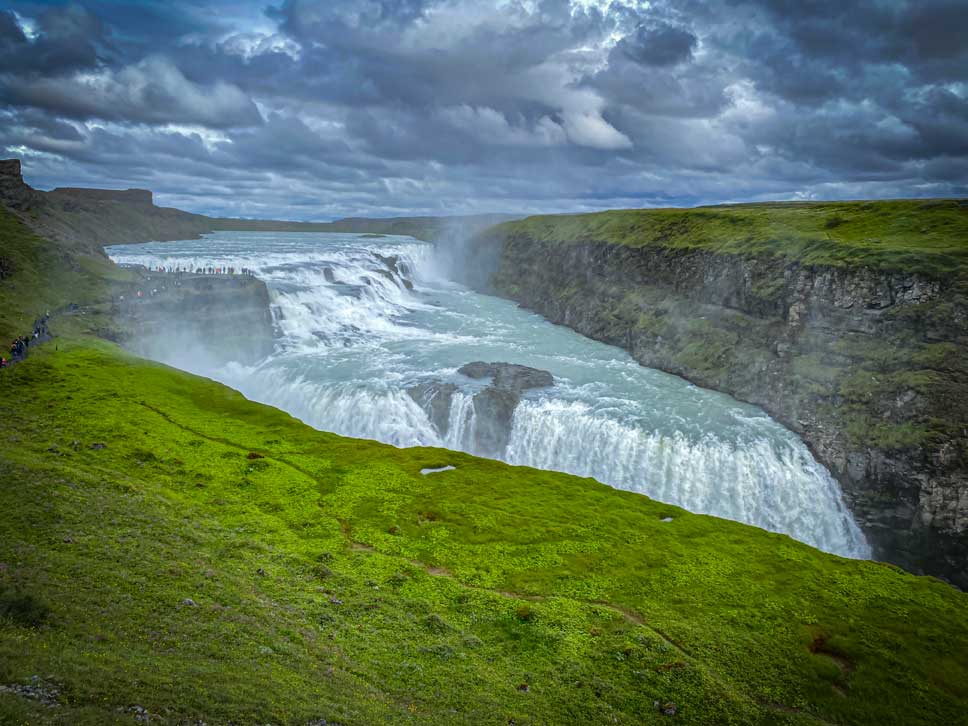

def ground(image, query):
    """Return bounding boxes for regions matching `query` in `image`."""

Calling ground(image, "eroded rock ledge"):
[482,234,968,588]
[407,362,555,458]
[112,269,275,367]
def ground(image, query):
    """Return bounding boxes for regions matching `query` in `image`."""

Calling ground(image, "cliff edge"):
[480,201,968,588]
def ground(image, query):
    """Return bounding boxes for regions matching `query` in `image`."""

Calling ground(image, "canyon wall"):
[484,230,968,587]
[114,271,275,368]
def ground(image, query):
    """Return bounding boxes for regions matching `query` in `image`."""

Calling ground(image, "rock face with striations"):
[480,227,968,588]
[0,159,32,210]
[407,362,555,457]
[51,187,154,205]
[116,271,275,367]
[0,158,213,253]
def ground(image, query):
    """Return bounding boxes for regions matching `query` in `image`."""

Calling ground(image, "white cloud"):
[6,56,262,129]
[437,105,568,146]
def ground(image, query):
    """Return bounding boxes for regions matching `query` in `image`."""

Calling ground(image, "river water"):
[107,231,870,558]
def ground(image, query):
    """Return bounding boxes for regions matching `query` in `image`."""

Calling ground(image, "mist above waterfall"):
[108,231,870,559]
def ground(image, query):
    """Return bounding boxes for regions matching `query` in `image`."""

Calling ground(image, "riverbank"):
[477,200,968,587]
[4,197,968,724]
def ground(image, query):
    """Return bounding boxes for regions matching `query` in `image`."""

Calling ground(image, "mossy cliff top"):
[491,199,968,279]
[2,208,968,724]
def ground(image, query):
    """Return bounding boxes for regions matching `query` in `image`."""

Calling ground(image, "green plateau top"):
[494,199,968,278]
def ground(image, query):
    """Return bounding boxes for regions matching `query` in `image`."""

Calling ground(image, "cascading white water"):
[505,399,863,555]
[108,231,871,559]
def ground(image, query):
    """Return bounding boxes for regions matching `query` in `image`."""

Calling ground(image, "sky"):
[1,0,966,220]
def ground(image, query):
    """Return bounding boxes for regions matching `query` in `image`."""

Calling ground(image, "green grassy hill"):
[497,199,968,279]
[2,208,968,724]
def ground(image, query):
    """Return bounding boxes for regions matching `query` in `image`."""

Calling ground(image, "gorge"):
[474,205,968,588]
[107,230,869,560]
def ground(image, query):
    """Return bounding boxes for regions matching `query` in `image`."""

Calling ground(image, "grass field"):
[1,208,968,724]
[495,199,968,278]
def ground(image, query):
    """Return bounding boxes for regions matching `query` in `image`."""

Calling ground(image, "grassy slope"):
[0,208,126,343]
[499,199,968,278]
[2,209,968,724]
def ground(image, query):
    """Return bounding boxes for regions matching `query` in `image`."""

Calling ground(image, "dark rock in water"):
[410,363,553,457]
[407,381,458,437]
[323,267,336,283]
[330,283,364,299]
[373,268,397,285]
[374,253,416,291]
[375,253,401,275]
[458,361,554,393]
[470,386,520,458]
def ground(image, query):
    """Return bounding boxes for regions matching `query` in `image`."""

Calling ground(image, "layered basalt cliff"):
[51,187,154,205]
[481,207,968,587]
[114,271,275,367]
[0,159,213,252]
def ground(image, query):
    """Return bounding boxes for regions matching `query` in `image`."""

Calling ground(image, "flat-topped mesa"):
[51,187,154,205]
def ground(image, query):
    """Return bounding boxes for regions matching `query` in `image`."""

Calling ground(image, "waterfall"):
[107,231,871,559]
[504,398,868,556]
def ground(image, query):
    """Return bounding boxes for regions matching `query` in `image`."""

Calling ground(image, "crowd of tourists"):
[151,265,255,276]
[2,313,50,369]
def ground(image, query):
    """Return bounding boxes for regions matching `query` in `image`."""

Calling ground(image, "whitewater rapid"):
[108,231,871,558]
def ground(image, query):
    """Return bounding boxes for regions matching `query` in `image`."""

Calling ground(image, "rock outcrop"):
[115,271,275,366]
[457,361,555,391]
[407,362,555,457]
[51,187,154,205]
[0,159,31,210]
[407,381,459,437]
[483,233,968,588]
[0,158,213,252]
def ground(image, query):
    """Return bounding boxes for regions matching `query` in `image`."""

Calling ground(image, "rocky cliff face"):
[407,362,555,457]
[51,187,154,205]
[0,158,214,253]
[487,234,968,587]
[115,271,275,367]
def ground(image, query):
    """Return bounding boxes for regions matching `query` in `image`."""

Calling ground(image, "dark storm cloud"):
[1,0,965,220]
[616,22,697,66]
[0,6,104,74]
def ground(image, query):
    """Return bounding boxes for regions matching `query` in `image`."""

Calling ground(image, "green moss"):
[494,199,968,278]
[675,319,738,375]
